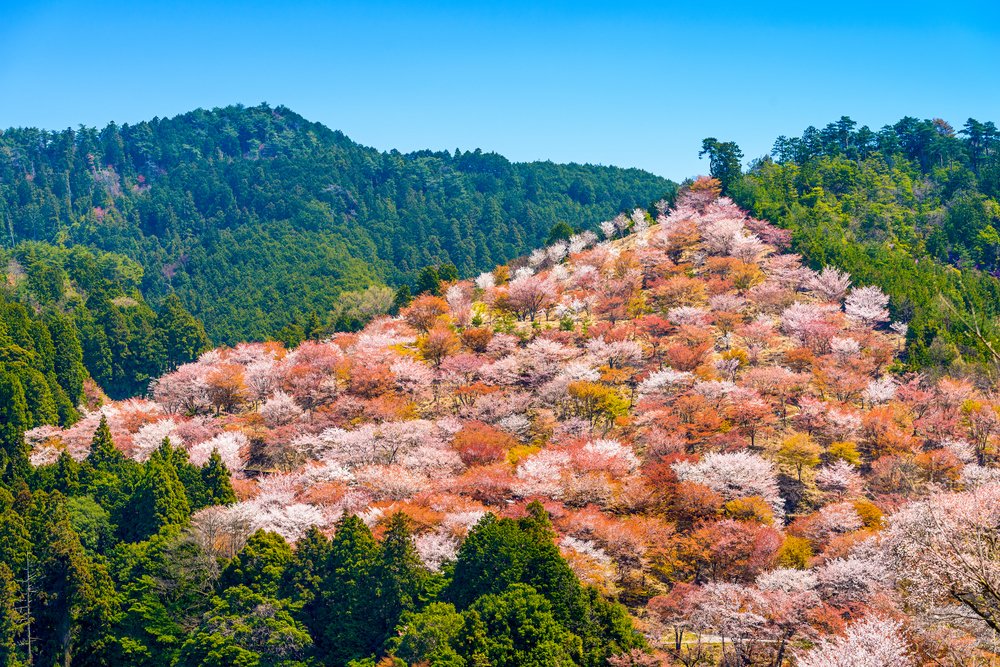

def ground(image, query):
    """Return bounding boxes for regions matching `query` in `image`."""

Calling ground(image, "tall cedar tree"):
[321,514,381,664]
[0,371,29,482]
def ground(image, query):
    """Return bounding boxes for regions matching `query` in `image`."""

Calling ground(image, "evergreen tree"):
[0,371,29,482]
[156,293,211,369]
[699,137,744,194]
[374,513,427,644]
[415,266,442,296]
[438,263,459,284]
[86,415,124,472]
[123,444,191,541]
[158,439,208,511]
[461,583,583,667]
[30,492,117,666]
[321,514,380,664]
[392,283,412,312]
[546,221,575,245]
[53,451,80,495]
[19,368,57,428]
[219,530,292,597]
[281,526,331,625]
[46,313,87,405]
[200,450,237,506]
[0,562,25,666]
[304,310,325,341]
[175,586,312,667]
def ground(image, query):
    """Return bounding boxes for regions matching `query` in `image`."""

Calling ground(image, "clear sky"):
[2,0,999,180]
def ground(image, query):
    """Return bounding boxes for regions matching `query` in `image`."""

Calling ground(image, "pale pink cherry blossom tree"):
[815,461,866,499]
[797,617,913,667]
[881,484,1000,635]
[814,555,889,608]
[132,419,184,461]
[188,431,248,471]
[260,391,304,427]
[764,253,813,290]
[515,449,572,498]
[546,240,569,264]
[151,362,211,414]
[505,272,559,321]
[672,451,784,518]
[810,266,852,302]
[845,285,891,326]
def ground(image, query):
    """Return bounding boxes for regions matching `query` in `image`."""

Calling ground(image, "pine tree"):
[86,415,123,472]
[374,513,427,643]
[200,450,236,507]
[0,562,26,666]
[0,371,29,482]
[415,266,441,296]
[30,492,117,666]
[53,452,80,496]
[393,283,412,312]
[321,515,380,664]
[124,444,191,541]
[304,310,325,341]
[20,368,57,428]
[159,439,207,511]
[46,313,87,405]
[156,293,210,369]
[281,526,331,612]
[220,530,292,597]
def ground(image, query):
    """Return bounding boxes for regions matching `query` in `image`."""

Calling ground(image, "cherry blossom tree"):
[810,266,852,302]
[673,451,784,517]
[845,285,891,326]
[260,391,304,427]
[505,272,558,320]
[797,617,913,667]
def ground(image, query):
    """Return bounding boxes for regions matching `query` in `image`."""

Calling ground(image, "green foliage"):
[157,292,211,370]
[733,115,1000,372]
[0,104,674,344]
[546,221,575,245]
[221,530,294,597]
[0,242,208,399]
[319,514,381,664]
[0,562,26,666]
[176,586,313,667]
[201,450,237,506]
[121,441,191,542]
[700,137,744,194]
[0,371,29,482]
[462,583,583,667]
[388,602,467,666]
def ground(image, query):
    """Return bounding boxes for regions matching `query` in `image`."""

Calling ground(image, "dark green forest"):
[703,116,1000,374]
[0,104,675,344]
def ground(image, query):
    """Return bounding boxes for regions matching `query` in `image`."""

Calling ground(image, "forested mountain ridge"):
[0,103,675,343]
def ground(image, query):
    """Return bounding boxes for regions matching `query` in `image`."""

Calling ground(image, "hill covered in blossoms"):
[11,177,1000,665]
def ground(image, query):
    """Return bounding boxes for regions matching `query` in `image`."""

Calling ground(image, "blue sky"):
[2,1,999,180]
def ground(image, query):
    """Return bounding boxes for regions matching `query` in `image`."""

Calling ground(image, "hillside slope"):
[729,116,1000,371]
[0,104,674,342]
[21,179,1000,664]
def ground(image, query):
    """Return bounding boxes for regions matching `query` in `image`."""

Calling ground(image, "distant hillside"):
[0,104,675,342]
[719,115,1000,372]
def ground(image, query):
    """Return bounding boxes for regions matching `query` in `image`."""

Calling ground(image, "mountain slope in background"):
[0,104,675,343]
[728,116,1000,372]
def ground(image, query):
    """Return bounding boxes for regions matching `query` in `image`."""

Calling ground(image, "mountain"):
[0,104,675,343]
[15,179,1000,664]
